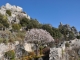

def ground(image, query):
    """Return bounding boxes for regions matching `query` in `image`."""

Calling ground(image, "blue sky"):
[0,0,80,31]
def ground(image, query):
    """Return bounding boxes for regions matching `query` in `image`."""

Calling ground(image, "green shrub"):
[0,14,9,28]
[20,17,29,27]
[12,24,21,31]
[76,35,80,39]
[4,50,15,60]
[3,15,8,20]
[65,42,70,47]
[0,23,4,28]
[6,10,11,16]
[0,38,3,43]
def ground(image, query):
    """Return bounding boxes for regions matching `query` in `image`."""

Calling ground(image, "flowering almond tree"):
[25,29,54,43]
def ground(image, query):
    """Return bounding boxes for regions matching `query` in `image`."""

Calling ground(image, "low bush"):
[4,50,15,60]
[65,42,70,47]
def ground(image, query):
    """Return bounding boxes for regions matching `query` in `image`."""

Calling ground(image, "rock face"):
[49,48,62,60]
[5,3,23,12]
[69,39,80,49]
[23,43,34,52]
[0,41,19,59]
[0,41,34,60]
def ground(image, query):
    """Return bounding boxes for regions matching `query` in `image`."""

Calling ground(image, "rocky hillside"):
[0,3,80,41]
[0,3,80,60]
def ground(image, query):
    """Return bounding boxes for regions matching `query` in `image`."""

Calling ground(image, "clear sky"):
[0,0,80,31]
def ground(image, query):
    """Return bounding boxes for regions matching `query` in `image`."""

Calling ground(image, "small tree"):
[25,29,54,43]
[25,29,54,56]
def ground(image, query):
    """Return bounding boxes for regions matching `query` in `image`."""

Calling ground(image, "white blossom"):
[25,29,54,43]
